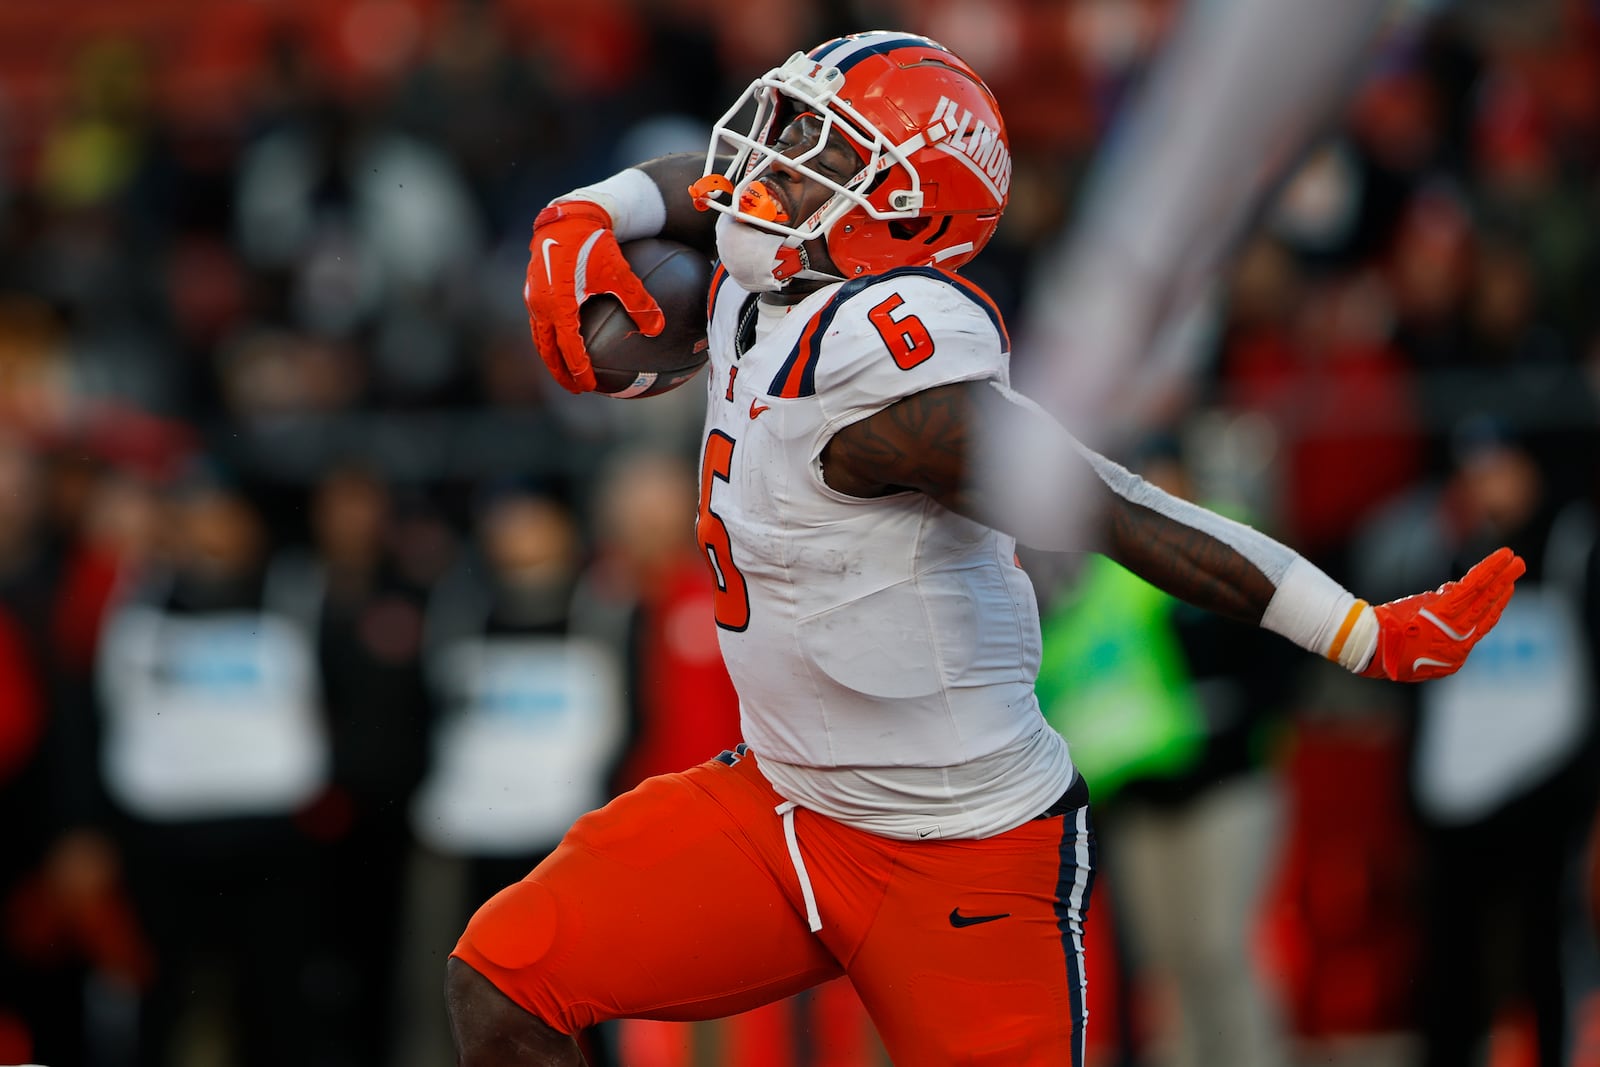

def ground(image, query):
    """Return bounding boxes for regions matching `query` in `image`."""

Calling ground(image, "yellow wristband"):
[1326,599,1369,663]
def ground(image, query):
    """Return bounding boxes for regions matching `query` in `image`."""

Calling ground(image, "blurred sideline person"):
[1356,423,1600,1067]
[414,478,627,905]
[20,466,163,1067]
[414,478,628,1067]
[1036,437,1295,1067]
[447,31,1525,1066]
[0,434,103,1065]
[93,467,334,1067]
[573,451,743,795]
[270,462,437,1067]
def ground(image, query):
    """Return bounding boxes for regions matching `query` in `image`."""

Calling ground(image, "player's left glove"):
[524,200,665,394]
[1361,546,1527,682]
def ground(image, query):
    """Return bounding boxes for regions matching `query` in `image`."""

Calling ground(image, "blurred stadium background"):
[0,0,1596,1065]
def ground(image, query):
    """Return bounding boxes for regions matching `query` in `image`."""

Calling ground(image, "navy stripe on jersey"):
[765,266,1009,399]
[806,33,936,73]
[706,263,732,326]
[767,273,878,398]
[1054,803,1097,1067]
[887,266,1011,353]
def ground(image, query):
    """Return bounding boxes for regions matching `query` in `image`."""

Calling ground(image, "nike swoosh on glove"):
[524,200,665,393]
[1362,546,1527,682]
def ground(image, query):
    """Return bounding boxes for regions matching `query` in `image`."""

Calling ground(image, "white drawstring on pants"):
[774,800,823,932]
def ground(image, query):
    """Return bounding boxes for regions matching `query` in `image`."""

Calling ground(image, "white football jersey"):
[696,264,1075,839]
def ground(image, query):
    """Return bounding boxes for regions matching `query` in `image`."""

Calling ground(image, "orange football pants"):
[453,747,1097,1066]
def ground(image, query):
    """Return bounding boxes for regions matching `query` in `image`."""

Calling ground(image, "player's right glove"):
[1361,546,1526,682]
[524,200,665,394]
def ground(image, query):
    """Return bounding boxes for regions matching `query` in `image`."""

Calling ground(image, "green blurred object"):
[1035,555,1206,801]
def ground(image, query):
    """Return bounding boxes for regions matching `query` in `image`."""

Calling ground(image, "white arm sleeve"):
[981,382,1376,670]
[556,168,666,241]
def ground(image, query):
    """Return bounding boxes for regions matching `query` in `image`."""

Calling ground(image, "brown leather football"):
[581,238,713,398]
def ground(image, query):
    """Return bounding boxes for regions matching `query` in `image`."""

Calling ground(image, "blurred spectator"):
[35,40,151,213]
[48,463,166,826]
[572,450,740,794]
[388,0,559,233]
[1409,226,1599,495]
[413,476,624,900]
[0,432,72,1064]
[22,35,190,423]
[232,87,485,409]
[94,466,334,1067]
[1384,184,1477,373]
[24,463,163,1067]
[1468,55,1598,346]
[1036,435,1295,1067]
[1355,421,1600,1067]
[233,92,482,299]
[411,475,625,1065]
[271,462,435,1067]
[1216,254,1424,570]
[0,433,52,786]
[0,437,158,1067]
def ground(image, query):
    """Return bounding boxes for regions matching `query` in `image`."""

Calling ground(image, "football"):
[581,238,713,398]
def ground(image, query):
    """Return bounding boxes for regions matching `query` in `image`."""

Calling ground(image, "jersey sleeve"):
[797,268,1012,429]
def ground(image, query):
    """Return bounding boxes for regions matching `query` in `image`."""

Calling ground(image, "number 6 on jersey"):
[698,431,751,631]
[868,293,935,369]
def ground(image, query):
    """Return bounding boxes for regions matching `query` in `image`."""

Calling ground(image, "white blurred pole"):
[1014,0,1396,450]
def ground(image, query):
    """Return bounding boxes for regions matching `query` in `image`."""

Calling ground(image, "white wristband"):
[557,168,667,242]
[1261,558,1377,673]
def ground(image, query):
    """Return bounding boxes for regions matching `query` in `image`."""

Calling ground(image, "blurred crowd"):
[0,0,1597,1065]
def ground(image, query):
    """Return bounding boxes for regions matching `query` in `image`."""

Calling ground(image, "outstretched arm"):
[821,380,1275,624]
[822,379,1525,681]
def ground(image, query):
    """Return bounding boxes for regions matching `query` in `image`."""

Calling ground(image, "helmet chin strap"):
[744,181,846,286]
[701,172,853,289]
[771,240,845,288]
[787,243,845,285]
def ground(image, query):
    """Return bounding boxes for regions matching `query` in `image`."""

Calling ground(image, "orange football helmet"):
[696,31,1011,281]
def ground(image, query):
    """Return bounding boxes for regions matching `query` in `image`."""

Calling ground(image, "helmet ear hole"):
[888,217,933,240]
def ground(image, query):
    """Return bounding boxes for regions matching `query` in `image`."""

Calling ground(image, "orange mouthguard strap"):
[689,174,734,211]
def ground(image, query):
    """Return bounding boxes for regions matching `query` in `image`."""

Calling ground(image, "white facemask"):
[715,213,790,292]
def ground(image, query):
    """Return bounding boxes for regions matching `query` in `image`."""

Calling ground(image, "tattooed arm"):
[820,380,1275,625]
[822,378,1523,678]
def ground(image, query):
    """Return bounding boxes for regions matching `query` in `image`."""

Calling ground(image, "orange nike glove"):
[1361,546,1527,682]
[524,200,665,394]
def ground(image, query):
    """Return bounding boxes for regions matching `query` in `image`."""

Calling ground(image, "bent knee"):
[446,956,575,1063]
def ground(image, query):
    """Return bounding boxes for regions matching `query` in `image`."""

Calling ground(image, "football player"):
[451,31,1523,1066]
